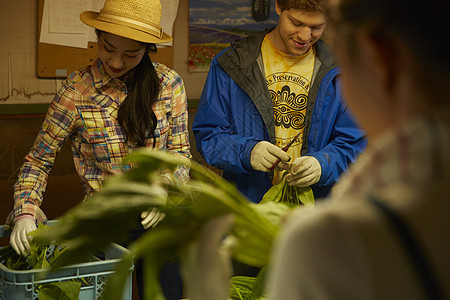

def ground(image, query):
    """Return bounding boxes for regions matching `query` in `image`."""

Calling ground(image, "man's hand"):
[286,156,321,187]
[250,141,291,172]
[10,217,37,257]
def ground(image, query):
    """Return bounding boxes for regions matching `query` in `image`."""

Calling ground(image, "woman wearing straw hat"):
[6,0,190,298]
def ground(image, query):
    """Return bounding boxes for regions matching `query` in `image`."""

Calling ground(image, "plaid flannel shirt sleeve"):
[6,81,77,229]
[165,69,191,184]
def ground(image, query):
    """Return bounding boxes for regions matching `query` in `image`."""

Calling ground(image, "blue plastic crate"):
[0,223,133,300]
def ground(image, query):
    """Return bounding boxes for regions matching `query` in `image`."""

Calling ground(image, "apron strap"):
[369,195,445,300]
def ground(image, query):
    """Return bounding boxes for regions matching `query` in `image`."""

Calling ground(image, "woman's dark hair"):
[96,30,160,147]
[119,43,159,147]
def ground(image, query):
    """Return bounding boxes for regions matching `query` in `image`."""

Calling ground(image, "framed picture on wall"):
[188,0,278,72]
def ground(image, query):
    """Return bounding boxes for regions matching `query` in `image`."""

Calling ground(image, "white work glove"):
[141,208,165,229]
[141,175,170,229]
[10,217,37,256]
[285,156,322,187]
[250,141,291,172]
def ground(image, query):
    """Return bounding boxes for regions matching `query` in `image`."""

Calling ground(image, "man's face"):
[273,4,327,56]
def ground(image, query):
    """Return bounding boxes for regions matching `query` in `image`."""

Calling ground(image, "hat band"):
[98,12,163,38]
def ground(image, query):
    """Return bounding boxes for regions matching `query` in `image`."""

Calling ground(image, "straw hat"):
[80,0,172,44]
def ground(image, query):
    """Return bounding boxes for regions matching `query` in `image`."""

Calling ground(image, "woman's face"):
[97,32,147,78]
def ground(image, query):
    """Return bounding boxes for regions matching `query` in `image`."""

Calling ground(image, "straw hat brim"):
[80,11,172,44]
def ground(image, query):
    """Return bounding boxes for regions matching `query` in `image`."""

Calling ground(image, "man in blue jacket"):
[193,0,367,203]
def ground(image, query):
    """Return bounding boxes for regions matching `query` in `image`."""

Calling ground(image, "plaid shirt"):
[332,106,450,201]
[7,58,191,226]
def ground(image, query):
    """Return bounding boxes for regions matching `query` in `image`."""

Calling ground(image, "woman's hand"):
[10,217,37,256]
[141,174,171,229]
[141,208,166,229]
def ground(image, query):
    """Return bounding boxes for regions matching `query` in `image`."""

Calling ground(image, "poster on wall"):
[188,0,278,72]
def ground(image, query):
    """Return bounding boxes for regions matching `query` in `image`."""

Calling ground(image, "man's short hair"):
[276,0,328,13]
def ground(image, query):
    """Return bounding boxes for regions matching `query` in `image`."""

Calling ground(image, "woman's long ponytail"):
[118,44,160,147]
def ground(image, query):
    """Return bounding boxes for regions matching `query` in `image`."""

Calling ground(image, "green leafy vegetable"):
[229,267,268,300]
[230,276,256,300]
[37,281,82,300]
[0,224,85,299]
[261,173,315,207]
[31,149,294,299]
[0,224,65,270]
[230,202,291,267]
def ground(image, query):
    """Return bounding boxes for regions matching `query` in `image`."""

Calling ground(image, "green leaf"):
[101,226,198,300]
[32,182,167,269]
[1,245,29,270]
[260,181,283,204]
[252,267,268,299]
[294,186,315,206]
[260,177,315,207]
[230,203,291,267]
[38,281,81,300]
[230,276,256,300]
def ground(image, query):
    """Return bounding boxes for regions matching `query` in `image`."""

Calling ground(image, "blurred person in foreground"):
[268,0,450,298]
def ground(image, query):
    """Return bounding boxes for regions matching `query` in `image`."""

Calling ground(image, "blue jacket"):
[193,29,367,203]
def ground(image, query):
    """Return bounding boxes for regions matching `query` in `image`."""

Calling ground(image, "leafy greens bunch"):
[32,149,294,299]
[0,224,64,270]
[261,172,315,207]
[0,224,86,299]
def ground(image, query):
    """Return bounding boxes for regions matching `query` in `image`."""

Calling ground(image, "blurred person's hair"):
[329,0,449,98]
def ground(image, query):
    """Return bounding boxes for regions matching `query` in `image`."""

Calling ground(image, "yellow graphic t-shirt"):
[261,35,316,184]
